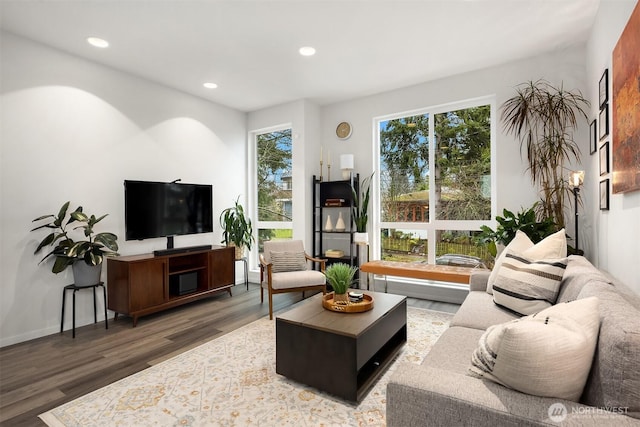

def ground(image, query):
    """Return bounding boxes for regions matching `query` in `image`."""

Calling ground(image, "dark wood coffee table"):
[275,290,407,402]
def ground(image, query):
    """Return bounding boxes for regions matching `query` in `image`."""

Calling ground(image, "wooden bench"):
[360,260,482,292]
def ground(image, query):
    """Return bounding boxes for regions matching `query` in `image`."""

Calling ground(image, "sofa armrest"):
[387,363,639,426]
[469,270,490,292]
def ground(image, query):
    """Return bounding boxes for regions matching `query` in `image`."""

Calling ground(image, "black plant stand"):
[61,282,108,338]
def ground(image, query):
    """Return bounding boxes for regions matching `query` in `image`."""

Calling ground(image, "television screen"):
[124,180,213,241]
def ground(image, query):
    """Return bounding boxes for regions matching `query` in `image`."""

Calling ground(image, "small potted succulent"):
[325,262,358,305]
[31,201,119,285]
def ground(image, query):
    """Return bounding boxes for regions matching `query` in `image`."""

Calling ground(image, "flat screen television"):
[124,180,213,248]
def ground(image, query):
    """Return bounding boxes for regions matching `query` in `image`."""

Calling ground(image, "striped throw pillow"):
[270,251,307,273]
[492,250,568,316]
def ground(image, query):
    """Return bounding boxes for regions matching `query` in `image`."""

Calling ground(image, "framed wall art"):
[600,179,610,210]
[590,119,597,154]
[599,69,608,109]
[612,0,640,194]
[599,105,608,141]
[599,141,609,176]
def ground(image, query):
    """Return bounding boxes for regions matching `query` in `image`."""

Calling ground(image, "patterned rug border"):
[39,306,453,427]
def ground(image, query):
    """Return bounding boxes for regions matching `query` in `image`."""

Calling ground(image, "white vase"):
[324,214,334,231]
[335,212,346,232]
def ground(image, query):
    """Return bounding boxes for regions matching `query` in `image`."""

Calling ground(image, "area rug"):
[40,306,453,426]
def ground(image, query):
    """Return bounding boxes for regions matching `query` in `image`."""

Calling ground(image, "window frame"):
[373,96,497,265]
[248,124,294,269]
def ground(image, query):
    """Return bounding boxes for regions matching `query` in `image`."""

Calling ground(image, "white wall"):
[586,0,640,292]
[0,32,246,347]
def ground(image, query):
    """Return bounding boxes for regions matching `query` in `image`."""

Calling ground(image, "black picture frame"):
[599,141,609,176]
[599,104,609,140]
[599,69,609,109]
[590,119,597,154]
[600,179,610,210]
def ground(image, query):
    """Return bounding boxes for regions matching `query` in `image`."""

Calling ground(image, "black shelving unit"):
[312,174,359,269]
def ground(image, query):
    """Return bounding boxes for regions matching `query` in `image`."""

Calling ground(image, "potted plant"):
[501,79,589,229]
[477,203,558,260]
[325,262,358,305]
[351,172,374,245]
[219,196,254,259]
[31,201,119,285]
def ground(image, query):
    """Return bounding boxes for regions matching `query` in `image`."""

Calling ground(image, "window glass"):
[434,106,491,220]
[256,129,292,222]
[435,230,489,268]
[380,228,428,262]
[255,128,293,257]
[380,115,430,223]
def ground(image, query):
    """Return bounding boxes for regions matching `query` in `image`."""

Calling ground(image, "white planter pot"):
[353,232,369,245]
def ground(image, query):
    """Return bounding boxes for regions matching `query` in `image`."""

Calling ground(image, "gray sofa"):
[387,255,640,426]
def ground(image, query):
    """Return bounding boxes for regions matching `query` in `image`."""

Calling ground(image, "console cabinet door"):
[209,247,235,289]
[129,258,166,310]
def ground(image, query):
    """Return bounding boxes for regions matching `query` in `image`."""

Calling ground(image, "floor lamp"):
[569,171,585,251]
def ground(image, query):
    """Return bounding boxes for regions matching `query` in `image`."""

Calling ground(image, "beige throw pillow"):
[469,297,600,401]
[487,229,567,294]
[270,251,307,273]
[492,250,568,316]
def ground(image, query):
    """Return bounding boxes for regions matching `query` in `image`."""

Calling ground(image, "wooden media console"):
[107,246,234,326]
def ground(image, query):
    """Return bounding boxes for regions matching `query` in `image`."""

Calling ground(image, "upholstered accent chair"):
[259,240,326,319]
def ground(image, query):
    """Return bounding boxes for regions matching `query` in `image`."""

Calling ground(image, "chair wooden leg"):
[268,291,273,320]
[260,285,264,303]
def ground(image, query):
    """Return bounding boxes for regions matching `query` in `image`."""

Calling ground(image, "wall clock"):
[336,121,352,140]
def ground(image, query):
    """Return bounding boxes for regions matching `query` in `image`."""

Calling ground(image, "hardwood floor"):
[0,283,459,426]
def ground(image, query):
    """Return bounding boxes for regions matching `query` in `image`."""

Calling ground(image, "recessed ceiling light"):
[203,82,218,89]
[87,37,109,48]
[299,46,316,56]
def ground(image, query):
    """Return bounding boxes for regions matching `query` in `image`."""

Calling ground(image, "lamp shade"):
[340,154,354,179]
[569,170,585,187]
[340,154,354,170]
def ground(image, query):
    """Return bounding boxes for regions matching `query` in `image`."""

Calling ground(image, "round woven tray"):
[322,292,374,313]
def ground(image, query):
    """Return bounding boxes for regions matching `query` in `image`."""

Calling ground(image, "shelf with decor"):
[312,174,359,269]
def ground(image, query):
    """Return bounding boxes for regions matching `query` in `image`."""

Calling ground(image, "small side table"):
[61,282,108,338]
[236,257,248,290]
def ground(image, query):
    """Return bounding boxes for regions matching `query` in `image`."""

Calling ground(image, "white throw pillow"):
[492,250,568,316]
[469,297,600,402]
[487,228,567,294]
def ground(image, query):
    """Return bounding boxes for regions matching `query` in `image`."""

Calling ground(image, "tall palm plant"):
[501,80,589,228]
[352,172,374,233]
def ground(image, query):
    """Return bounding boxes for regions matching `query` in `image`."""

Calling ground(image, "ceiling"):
[0,0,601,112]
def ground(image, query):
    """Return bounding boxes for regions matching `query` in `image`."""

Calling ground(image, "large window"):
[377,99,494,268]
[255,127,293,252]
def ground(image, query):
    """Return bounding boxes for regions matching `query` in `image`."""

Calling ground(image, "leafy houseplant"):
[501,80,589,229]
[477,203,557,258]
[219,196,254,259]
[325,262,358,304]
[351,172,374,243]
[31,201,119,278]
